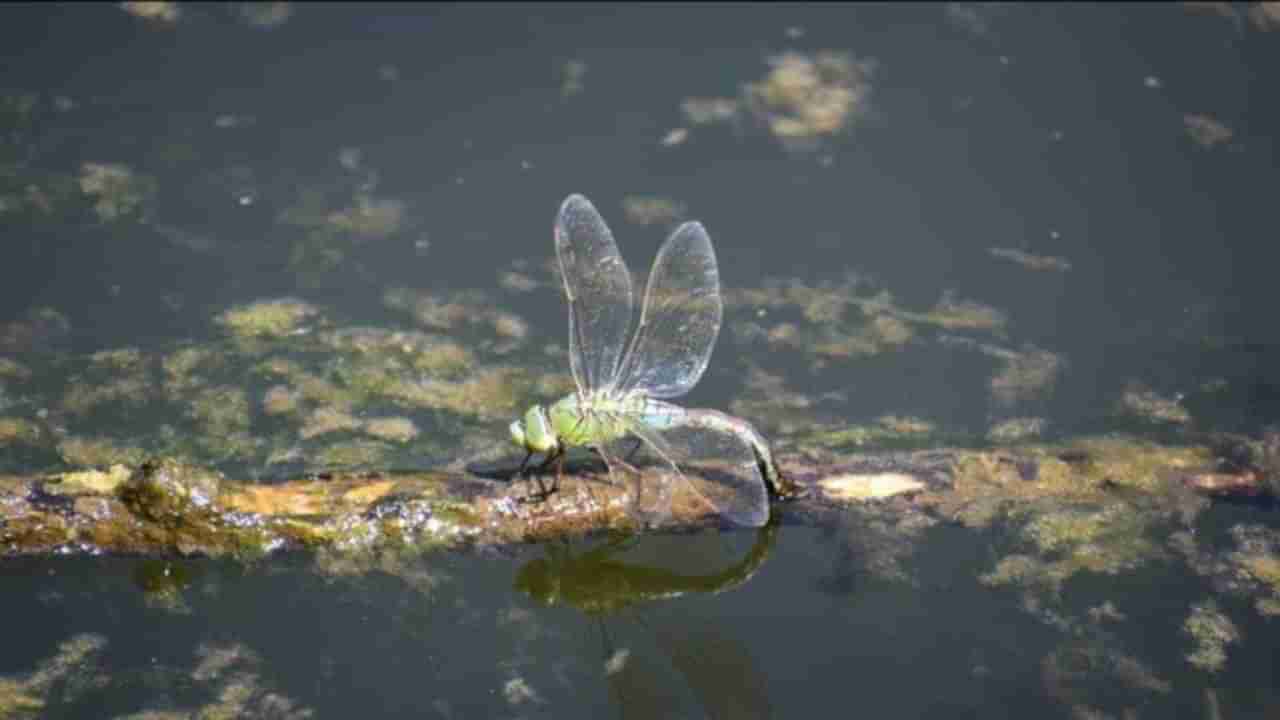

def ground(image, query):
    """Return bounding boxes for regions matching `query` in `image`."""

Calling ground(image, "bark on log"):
[0,440,1270,559]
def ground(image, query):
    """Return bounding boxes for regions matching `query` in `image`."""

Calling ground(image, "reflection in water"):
[515,519,780,719]
[132,558,199,614]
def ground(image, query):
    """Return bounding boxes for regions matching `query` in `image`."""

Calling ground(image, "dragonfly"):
[509,194,795,527]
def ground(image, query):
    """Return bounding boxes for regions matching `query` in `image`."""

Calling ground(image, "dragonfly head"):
[510,405,558,454]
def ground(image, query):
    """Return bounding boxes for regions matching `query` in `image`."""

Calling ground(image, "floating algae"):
[0,417,43,446]
[215,298,319,340]
[1184,600,1240,673]
[78,162,157,222]
[1116,383,1192,426]
[362,416,419,443]
[58,436,148,467]
[620,195,686,226]
[120,1,180,23]
[743,51,876,151]
[0,634,107,718]
[988,247,1072,273]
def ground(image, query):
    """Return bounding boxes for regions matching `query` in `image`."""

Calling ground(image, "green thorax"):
[547,392,649,449]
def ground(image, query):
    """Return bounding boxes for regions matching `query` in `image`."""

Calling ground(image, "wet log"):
[0,440,1270,559]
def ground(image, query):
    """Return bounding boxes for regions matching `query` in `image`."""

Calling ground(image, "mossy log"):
[0,438,1270,559]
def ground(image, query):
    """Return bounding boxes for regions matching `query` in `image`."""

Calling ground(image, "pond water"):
[3,3,1280,718]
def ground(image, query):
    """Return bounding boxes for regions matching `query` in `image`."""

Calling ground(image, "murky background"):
[3,2,1280,718]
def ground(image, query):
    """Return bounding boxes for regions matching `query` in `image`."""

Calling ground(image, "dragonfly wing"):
[615,221,721,399]
[556,194,633,394]
[623,401,769,528]
[598,431,677,527]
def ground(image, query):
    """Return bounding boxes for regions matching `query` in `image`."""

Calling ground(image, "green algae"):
[497,267,541,294]
[111,641,315,719]
[1212,524,1280,618]
[989,247,1073,272]
[278,181,408,282]
[188,386,251,434]
[315,439,394,468]
[78,162,156,222]
[916,292,1008,332]
[742,50,875,150]
[119,460,224,522]
[61,346,154,419]
[58,436,148,467]
[728,364,826,440]
[1022,503,1161,576]
[0,680,43,716]
[621,195,686,226]
[254,357,355,410]
[0,357,31,380]
[681,96,739,126]
[120,1,180,23]
[46,465,132,495]
[319,327,475,375]
[260,384,300,416]
[61,374,151,417]
[133,559,197,614]
[382,286,531,353]
[362,416,419,443]
[921,433,1226,616]
[236,1,295,29]
[794,414,940,453]
[162,345,224,395]
[185,386,258,461]
[1047,436,1212,492]
[989,346,1063,408]
[725,275,1014,382]
[88,346,146,371]
[0,306,71,353]
[1115,383,1193,425]
[251,329,481,426]
[0,417,42,446]
[297,405,360,440]
[930,436,1211,531]
[325,194,405,240]
[279,184,404,242]
[0,633,106,719]
[379,366,537,419]
[979,502,1164,599]
[104,460,288,558]
[560,58,587,98]
[1184,600,1240,673]
[1040,633,1170,718]
[988,416,1048,442]
[215,298,318,339]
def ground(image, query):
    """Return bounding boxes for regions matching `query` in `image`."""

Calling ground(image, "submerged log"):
[0,439,1270,559]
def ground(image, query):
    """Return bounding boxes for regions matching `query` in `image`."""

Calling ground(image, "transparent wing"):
[556,194,633,394]
[614,221,722,399]
[598,432,677,528]
[619,401,769,528]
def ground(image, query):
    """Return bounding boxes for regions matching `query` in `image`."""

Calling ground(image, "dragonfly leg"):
[623,437,643,464]
[517,450,545,501]
[552,451,565,494]
[522,473,549,504]
[518,449,562,503]
[613,444,643,478]
[590,447,624,484]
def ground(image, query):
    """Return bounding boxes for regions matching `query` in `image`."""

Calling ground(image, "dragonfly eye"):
[517,405,560,453]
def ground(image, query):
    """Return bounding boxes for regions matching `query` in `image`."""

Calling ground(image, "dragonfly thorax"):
[549,392,647,450]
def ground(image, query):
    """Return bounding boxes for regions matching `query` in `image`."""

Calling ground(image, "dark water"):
[3,3,1280,718]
